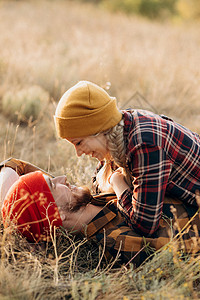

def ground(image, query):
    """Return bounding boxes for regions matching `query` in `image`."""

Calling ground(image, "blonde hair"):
[95,118,133,192]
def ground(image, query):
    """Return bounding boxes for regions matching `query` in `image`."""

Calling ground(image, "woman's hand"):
[109,168,129,199]
[109,168,125,185]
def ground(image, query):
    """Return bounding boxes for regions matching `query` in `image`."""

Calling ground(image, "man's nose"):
[58,176,67,185]
[52,175,67,185]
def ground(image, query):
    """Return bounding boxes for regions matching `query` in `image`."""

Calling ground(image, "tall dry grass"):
[0,0,200,298]
[2,212,200,299]
[0,0,200,171]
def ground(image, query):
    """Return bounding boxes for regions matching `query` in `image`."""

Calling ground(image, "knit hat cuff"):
[54,98,122,139]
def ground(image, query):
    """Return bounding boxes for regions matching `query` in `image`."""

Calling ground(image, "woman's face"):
[68,133,110,161]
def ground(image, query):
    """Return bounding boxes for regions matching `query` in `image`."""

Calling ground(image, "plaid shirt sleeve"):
[81,195,200,267]
[81,200,151,266]
[118,144,172,236]
[0,157,54,177]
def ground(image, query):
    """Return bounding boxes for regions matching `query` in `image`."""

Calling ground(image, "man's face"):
[44,175,91,212]
[44,175,94,232]
[43,175,102,234]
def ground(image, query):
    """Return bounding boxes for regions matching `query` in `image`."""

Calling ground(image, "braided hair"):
[95,117,132,192]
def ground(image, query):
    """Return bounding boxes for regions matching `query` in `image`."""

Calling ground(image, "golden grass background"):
[0,0,200,171]
[0,0,200,298]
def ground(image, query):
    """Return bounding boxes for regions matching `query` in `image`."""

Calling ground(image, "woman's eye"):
[76,140,82,146]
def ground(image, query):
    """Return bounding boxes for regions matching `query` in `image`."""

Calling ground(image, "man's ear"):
[60,213,66,221]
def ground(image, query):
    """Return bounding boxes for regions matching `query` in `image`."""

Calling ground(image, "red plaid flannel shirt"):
[118,110,200,236]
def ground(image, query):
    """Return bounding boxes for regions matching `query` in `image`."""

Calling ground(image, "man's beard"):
[72,186,92,212]
[61,186,92,213]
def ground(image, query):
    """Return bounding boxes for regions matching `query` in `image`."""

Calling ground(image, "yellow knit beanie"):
[54,81,122,139]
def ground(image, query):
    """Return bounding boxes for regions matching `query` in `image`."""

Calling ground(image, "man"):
[1,157,200,267]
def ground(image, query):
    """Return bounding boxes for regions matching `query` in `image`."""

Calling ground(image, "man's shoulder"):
[82,194,125,238]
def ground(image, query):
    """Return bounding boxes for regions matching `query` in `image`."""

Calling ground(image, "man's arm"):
[80,201,155,267]
[0,167,19,205]
[0,158,54,205]
[0,157,54,177]
[83,198,197,267]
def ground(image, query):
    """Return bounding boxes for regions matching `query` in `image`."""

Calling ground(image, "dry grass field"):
[0,0,200,299]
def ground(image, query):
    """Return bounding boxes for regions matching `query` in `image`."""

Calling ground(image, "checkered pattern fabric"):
[117,110,200,236]
[86,193,200,266]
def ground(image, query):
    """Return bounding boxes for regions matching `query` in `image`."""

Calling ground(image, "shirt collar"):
[80,201,118,238]
[122,110,135,156]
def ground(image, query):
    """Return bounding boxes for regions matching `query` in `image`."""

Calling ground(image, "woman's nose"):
[75,146,83,157]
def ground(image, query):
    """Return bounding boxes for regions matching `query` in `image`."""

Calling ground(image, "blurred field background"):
[0,0,200,299]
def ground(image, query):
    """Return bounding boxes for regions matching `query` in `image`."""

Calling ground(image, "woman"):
[54,80,200,237]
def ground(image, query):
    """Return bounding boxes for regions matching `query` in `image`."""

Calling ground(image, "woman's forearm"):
[109,171,129,199]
